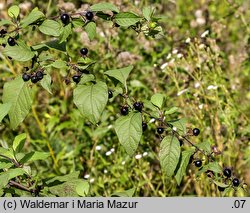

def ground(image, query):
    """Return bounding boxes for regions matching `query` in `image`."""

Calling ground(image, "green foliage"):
[114,12,141,27]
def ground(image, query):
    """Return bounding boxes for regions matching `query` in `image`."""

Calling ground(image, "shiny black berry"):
[108,90,113,99]
[31,75,39,84]
[133,102,143,112]
[120,106,129,116]
[72,75,81,84]
[157,127,164,134]
[218,186,225,192]
[85,11,94,20]
[8,37,16,46]
[80,47,88,56]
[193,128,200,136]
[142,122,147,132]
[194,160,202,167]
[61,13,70,25]
[232,178,240,187]
[22,73,30,82]
[36,71,44,80]
[223,168,232,178]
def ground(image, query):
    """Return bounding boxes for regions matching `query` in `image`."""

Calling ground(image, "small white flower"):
[173,126,177,131]
[135,154,142,160]
[185,37,191,43]
[100,32,105,37]
[108,125,112,129]
[149,118,155,123]
[177,89,188,96]
[177,53,183,58]
[199,104,203,109]
[201,30,209,38]
[105,151,112,156]
[199,44,206,49]
[143,152,148,157]
[167,53,172,59]
[207,85,218,90]
[196,18,205,25]
[121,161,125,165]
[160,62,168,70]
[96,145,102,151]
[195,10,203,18]
[90,178,95,183]
[110,148,115,153]
[104,169,108,174]
[84,174,90,179]
[172,49,178,54]
[194,82,200,88]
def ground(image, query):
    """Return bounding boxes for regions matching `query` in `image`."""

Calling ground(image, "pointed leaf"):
[40,73,52,94]
[76,181,90,197]
[105,65,133,87]
[159,135,181,177]
[114,112,142,156]
[168,118,187,134]
[90,3,119,13]
[2,77,33,129]
[8,5,20,18]
[142,6,153,21]
[164,107,179,115]
[73,81,108,124]
[114,12,141,27]
[59,23,72,43]
[85,21,96,40]
[175,148,195,185]
[197,162,222,176]
[151,93,165,109]
[20,151,50,164]
[196,141,211,153]
[13,133,26,153]
[111,187,136,197]
[21,8,44,28]
[38,20,61,36]
[0,168,26,188]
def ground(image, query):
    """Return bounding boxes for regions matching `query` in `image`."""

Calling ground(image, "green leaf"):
[0,103,12,122]
[151,93,165,109]
[0,147,14,159]
[0,20,15,26]
[73,81,108,124]
[85,21,96,41]
[105,65,133,87]
[196,141,211,153]
[8,5,20,18]
[142,6,153,21]
[59,23,72,43]
[75,181,90,197]
[72,18,85,28]
[114,12,141,27]
[40,73,52,94]
[111,187,136,197]
[21,8,44,28]
[2,77,33,129]
[165,107,179,115]
[159,135,181,177]
[19,151,50,164]
[38,20,61,36]
[0,168,26,188]
[114,112,142,156]
[46,171,80,184]
[197,162,222,176]
[78,74,95,85]
[213,180,230,188]
[90,2,120,13]
[175,148,195,185]
[0,160,13,170]
[168,118,187,134]
[3,41,35,61]
[51,60,67,69]
[13,133,26,153]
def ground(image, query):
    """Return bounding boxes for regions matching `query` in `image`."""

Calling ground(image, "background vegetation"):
[0,0,249,197]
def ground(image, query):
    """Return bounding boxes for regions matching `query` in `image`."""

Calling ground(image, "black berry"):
[232,178,240,187]
[0,29,7,37]
[61,13,70,25]
[142,122,147,132]
[72,75,81,84]
[157,127,164,134]
[193,128,200,136]
[8,37,16,46]
[133,102,143,112]
[120,105,129,116]
[85,11,94,21]
[223,168,232,178]
[194,160,202,167]
[31,75,39,84]
[36,71,44,80]
[80,47,88,56]
[218,186,225,192]
[108,90,113,99]
[22,73,30,82]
